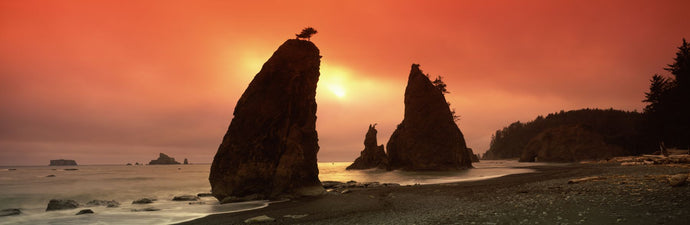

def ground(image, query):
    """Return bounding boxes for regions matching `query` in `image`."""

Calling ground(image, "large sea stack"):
[347,124,388,170]
[209,39,322,201]
[386,64,473,171]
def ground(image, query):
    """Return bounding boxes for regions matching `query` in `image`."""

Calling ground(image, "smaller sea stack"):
[347,124,388,170]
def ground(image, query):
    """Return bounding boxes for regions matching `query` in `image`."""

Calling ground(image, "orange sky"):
[1,0,689,165]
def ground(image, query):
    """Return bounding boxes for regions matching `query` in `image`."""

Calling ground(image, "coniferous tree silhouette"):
[643,38,690,148]
[296,27,318,41]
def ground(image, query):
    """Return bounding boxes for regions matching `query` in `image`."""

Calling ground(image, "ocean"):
[0,160,541,225]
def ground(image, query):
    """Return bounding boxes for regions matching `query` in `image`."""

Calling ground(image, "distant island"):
[49,159,77,166]
[148,153,181,165]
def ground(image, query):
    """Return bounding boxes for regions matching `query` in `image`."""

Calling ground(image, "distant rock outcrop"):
[386,64,473,171]
[49,159,77,166]
[148,153,181,165]
[519,125,625,162]
[46,199,79,211]
[183,158,189,165]
[347,124,388,170]
[209,39,323,201]
[467,148,480,163]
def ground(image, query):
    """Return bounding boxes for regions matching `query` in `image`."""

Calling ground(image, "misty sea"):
[0,160,541,225]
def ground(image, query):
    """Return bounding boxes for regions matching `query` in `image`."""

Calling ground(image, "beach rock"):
[148,153,181,165]
[132,198,155,204]
[75,209,94,215]
[197,193,213,197]
[0,208,21,217]
[340,189,351,194]
[46,174,56,177]
[49,159,77,166]
[172,195,199,201]
[209,39,323,200]
[284,214,308,219]
[668,174,688,187]
[520,125,625,162]
[347,124,388,170]
[131,207,160,212]
[64,168,78,171]
[244,215,275,224]
[86,200,120,208]
[386,64,473,171]
[321,181,345,189]
[220,194,263,204]
[46,199,79,211]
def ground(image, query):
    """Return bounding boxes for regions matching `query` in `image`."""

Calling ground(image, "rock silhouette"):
[148,153,181,165]
[209,39,323,201]
[386,64,473,170]
[467,148,480,162]
[49,159,77,166]
[519,125,625,162]
[346,124,388,170]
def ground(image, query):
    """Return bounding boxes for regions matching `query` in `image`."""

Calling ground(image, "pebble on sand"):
[244,215,275,224]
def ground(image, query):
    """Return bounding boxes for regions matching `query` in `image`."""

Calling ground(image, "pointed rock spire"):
[386,64,473,170]
[347,124,388,170]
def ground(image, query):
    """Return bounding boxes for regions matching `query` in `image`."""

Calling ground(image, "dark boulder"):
[0,209,21,217]
[46,199,79,211]
[172,195,199,201]
[148,153,181,165]
[386,64,473,171]
[519,125,625,162]
[132,198,155,204]
[49,159,77,166]
[183,158,189,165]
[209,39,323,201]
[347,124,388,170]
[86,200,120,208]
[75,209,94,215]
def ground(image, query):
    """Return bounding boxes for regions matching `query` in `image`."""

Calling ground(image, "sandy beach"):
[179,163,690,225]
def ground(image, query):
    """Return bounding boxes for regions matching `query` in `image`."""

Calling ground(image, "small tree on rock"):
[432,76,449,94]
[296,27,318,41]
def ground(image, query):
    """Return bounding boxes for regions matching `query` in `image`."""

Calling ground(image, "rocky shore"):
[179,163,690,225]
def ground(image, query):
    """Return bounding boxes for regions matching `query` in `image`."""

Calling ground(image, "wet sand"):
[178,163,690,225]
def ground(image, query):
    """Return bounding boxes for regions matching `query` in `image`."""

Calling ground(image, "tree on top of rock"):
[296,27,318,41]
[432,76,449,94]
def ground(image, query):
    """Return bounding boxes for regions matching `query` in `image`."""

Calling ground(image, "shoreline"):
[178,163,690,225]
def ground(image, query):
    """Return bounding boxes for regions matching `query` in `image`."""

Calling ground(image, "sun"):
[328,84,346,98]
[320,64,350,100]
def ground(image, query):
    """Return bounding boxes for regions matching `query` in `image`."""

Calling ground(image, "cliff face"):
[519,125,625,162]
[347,124,388,170]
[209,39,322,201]
[148,153,181,165]
[386,64,473,171]
[49,159,77,166]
